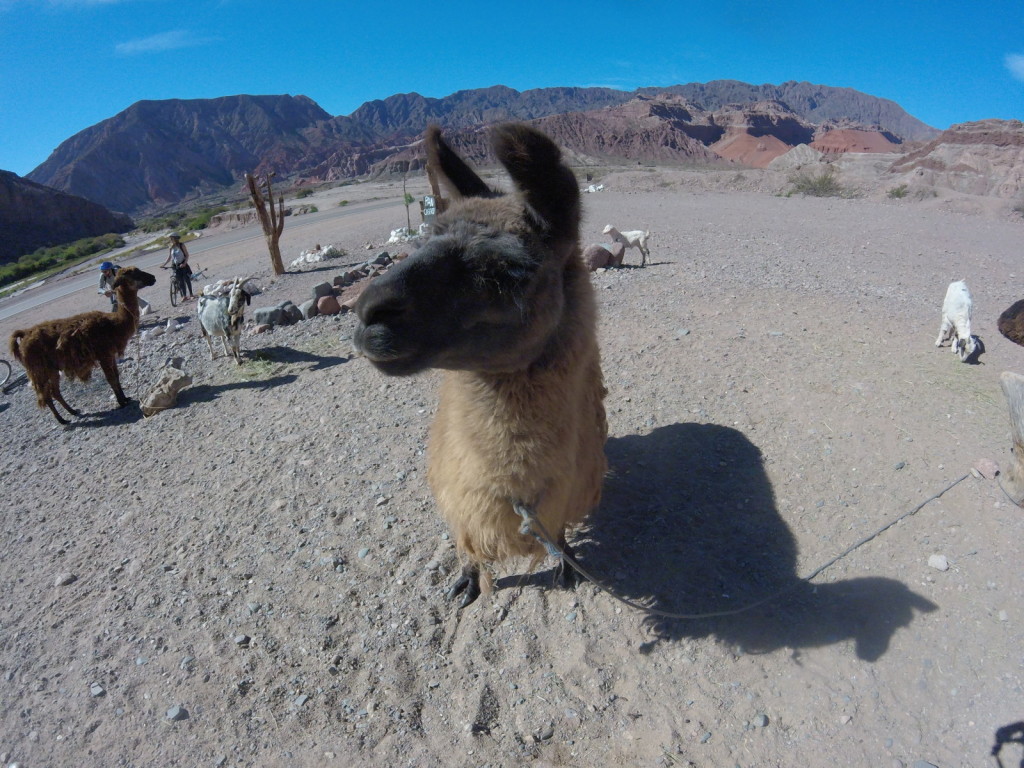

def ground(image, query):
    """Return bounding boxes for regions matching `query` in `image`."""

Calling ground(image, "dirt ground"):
[1,165,1023,768]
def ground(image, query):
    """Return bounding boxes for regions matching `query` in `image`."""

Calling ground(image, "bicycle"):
[0,358,11,391]
[164,266,187,307]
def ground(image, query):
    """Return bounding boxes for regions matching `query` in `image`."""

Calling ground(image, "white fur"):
[935,280,977,362]
[197,277,251,364]
[602,225,650,266]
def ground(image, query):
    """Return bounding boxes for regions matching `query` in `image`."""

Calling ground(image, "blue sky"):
[1,0,1022,177]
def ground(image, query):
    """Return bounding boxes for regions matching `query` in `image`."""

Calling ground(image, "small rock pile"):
[289,243,346,270]
[251,251,405,333]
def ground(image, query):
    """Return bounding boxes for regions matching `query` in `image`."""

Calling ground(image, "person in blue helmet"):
[99,261,151,314]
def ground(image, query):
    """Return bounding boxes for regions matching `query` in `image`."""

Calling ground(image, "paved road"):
[0,198,402,323]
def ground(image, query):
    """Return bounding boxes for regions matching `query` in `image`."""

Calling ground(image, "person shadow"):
[568,422,938,662]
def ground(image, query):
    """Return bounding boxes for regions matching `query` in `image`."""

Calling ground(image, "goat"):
[355,124,608,608]
[197,277,251,364]
[602,224,650,266]
[935,279,978,362]
[10,266,157,424]
[998,298,1024,348]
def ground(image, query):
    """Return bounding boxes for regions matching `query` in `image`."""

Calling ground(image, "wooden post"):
[246,172,286,276]
[999,371,1024,506]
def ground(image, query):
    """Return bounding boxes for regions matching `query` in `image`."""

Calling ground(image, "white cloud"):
[1006,53,1024,82]
[115,29,201,55]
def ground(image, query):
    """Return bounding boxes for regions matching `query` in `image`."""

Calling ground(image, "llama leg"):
[447,563,481,608]
[42,372,79,422]
[98,357,130,407]
[555,535,585,588]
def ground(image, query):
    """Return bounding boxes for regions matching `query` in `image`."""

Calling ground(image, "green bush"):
[0,233,125,288]
[338,200,349,207]
[295,188,314,199]
[788,167,845,197]
[887,184,909,199]
[138,204,228,234]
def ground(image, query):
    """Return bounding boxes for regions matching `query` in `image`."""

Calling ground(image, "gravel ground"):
[1,165,1023,768]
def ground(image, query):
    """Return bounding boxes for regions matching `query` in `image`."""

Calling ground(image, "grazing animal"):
[197,277,251,364]
[602,224,650,266]
[935,279,978,362]
[9,266,157,424]
[998,298,1024,348]
[355,124,608,607]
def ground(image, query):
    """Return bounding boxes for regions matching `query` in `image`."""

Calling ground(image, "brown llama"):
[10,266,157,424]
[355,124,607,607]
[998,298,1024,348]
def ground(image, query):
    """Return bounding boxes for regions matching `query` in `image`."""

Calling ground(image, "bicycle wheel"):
[169,276,180,307]
[0,359,11,390]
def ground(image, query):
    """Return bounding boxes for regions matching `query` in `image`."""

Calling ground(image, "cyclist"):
[161,233,194,301]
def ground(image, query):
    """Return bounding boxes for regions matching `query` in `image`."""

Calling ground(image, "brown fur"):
[9,266,157,424]
[355,124,607,606]
[998,299,1024,348]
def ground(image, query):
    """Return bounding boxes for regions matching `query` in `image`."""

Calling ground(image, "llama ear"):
[424,125,495,200]
[491,123,579,242]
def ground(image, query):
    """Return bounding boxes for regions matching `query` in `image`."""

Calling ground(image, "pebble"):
[166,705,189,721]
[927,554,949,571]
[54,572,77,587]
[893,461,906,470]
[839,715,852,724]
[295,694,309,707]
[700,731,712,743]
[90,683,105,697]
[752,714,769,727]
[234,634,251,646]
[911,761,938,768]
[536,724,554,741]
[358,548,370,559]
[565,611,577,622]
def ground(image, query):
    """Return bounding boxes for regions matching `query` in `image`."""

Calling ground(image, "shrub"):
[888,184,909,199]
[788,167,844,197]
[0,233,125,289]
[338,200,349,207]
[295,188,314,199]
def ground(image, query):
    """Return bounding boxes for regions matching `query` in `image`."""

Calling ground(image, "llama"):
[935,279,978,362]
[10,266,156,424]
[354,124,608,608]
[602,225,650,266]
[998,298,1024,348]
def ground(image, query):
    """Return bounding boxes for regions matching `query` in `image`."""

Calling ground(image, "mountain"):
[28,94,334,214]
[0,170,133,264]
[26,82,938,214]
[888,119,1024,197]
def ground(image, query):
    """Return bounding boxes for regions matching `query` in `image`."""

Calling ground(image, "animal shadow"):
[253,345,350,371]
[993,721,1024,768]
[572,422,937,661]
[73,401,146,428]
[181,374,299,405]
[964,335,985,365]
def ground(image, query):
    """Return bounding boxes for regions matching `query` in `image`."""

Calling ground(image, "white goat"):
[935,279,978,362]
[602,225,650,266]
[197,277,251,364]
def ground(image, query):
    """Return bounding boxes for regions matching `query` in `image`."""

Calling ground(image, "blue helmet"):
[100,262,114,271]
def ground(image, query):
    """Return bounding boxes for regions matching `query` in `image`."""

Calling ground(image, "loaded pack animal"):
[935,279,979,362]
[355,123,608,607]
[10,266,157,424]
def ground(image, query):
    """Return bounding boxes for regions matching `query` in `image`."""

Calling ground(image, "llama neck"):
[114,287,141,330]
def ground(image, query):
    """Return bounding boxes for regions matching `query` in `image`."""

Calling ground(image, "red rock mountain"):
[24,82,937,214]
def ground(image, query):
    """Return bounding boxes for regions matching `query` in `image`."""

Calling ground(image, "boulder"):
[252,324,272,335]
[141,359,192,417]
[252,306,284,327]
[317,295,342,315]
[338,280,372,312]
[312,281,335,300]
[582,244,611,271]
[279,301,302,325]
[299,299,319,319]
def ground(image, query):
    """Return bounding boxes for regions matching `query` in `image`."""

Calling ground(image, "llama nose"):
[358,287,411,327]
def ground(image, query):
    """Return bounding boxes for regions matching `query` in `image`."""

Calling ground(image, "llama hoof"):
[117,398,136,409]
[447,569,481,608]
[555,557,584,589]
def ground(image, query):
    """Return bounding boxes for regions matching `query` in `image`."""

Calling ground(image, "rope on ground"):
[520,472,973,620]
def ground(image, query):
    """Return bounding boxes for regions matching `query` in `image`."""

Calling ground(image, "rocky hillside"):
[0,170,133,264]
[888,119,1024,198]
[26,82,936,214]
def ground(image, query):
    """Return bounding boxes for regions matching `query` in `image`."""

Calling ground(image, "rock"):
[893,461,906,470]
[299,299,319,320]
[251,324,272,335]
[372,252,392,266]
[927,554,949,571]
[333,274,352,288]
[358,548,370,559]
[752,713,769,727]
[972,457,1000,480]
[54,572,77,587]
[317,295,342,316]
[166,705,189,721]
[910,761,939,768]
[295,694,309,707]
[90,683,106,697]
[338,281,372,312]
[582,244,611,271]
[312,281,335,300]
[234,634,251,646]
[279,301,302,325]
[252,307,284,327]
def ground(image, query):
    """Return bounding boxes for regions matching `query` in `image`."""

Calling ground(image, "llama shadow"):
[253,346,350,371]
[0,402,8,414]
[181,374,299,405]
[567,423,937,661]
[74,401,146,428]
